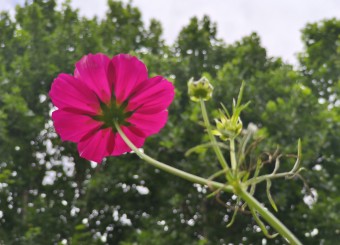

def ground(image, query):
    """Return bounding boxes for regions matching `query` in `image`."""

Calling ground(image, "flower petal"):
[49,73,99,115]
[52,110,103,143]
[111,54,148,103]
[77,128,115,163]
[127,111,168,137]
[112,126,145,156]
[74,53,114,103]
[127,76,175,114]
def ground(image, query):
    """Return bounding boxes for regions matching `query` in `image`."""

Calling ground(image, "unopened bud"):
[212,114,243,141]
[188,77,213,102]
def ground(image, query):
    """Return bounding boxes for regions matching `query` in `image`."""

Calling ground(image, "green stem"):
[230,139,237,173]
[238,187,302,245]
[115,122,234,194]
[246,171,297,186]
[200,99,232,181]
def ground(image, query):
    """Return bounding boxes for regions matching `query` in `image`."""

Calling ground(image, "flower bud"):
[212,113,243,141]
[188,77,214,102]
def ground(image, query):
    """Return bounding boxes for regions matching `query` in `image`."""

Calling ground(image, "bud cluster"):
[213,112,243,141]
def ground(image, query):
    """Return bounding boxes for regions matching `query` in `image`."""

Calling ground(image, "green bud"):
[188,77,214,102]
[212,112,243,141]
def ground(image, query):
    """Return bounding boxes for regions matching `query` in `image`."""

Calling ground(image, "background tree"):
[298,18,340,244]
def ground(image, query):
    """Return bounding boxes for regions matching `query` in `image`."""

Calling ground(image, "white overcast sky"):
[2,0,340,64]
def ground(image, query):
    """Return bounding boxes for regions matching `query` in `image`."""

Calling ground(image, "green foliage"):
[0,0,339,244]
[299,18,340,100]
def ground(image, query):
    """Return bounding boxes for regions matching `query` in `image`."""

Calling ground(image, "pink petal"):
[112,126,145,156]
[52,110,103,143]
[127,111,168,137]
[74,53,114,103]
[111,54,148,103]
[127,76,175,114]
[49,73,99,115]
[77,128,115,163]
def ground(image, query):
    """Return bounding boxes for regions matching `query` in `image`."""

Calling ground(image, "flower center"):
[93,98,133,131]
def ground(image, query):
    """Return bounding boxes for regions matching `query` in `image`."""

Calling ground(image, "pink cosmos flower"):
[49,53,175,163]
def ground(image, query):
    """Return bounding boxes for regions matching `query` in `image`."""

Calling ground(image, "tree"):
[299,18,340,102]
[298,18,340,244]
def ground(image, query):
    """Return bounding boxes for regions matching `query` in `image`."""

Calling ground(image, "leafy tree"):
[299,18,340,102]
[100,0,144,54]
[298,18,340,244]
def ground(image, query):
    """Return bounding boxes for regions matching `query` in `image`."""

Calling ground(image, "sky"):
[2,0,340,64]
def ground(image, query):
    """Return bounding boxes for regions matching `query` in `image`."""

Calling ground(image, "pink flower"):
[49,53,175,163]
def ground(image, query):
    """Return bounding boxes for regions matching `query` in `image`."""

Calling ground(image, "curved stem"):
[115,122,234,194]
[200,99,233,181]
[238,187,302,245]
[246,171,300,186]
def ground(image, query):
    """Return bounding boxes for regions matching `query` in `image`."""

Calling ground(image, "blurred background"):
[0,0,339,244]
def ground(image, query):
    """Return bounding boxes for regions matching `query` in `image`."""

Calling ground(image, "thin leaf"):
[236,81,245,108]
[266,179,278,212]
[220,103,230,118]
[185,142,229,157]
[237,126,253,166]
[249,206,279,239]
[290,139,302,173]
[272,154,281,175]
[250,159,262,195]
[208,169,229,181]
[226,197,241,228]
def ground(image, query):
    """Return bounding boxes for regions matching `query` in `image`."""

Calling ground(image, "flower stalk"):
[114,122,234,194]
[230,138,237,173]
[200,99,233,181]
